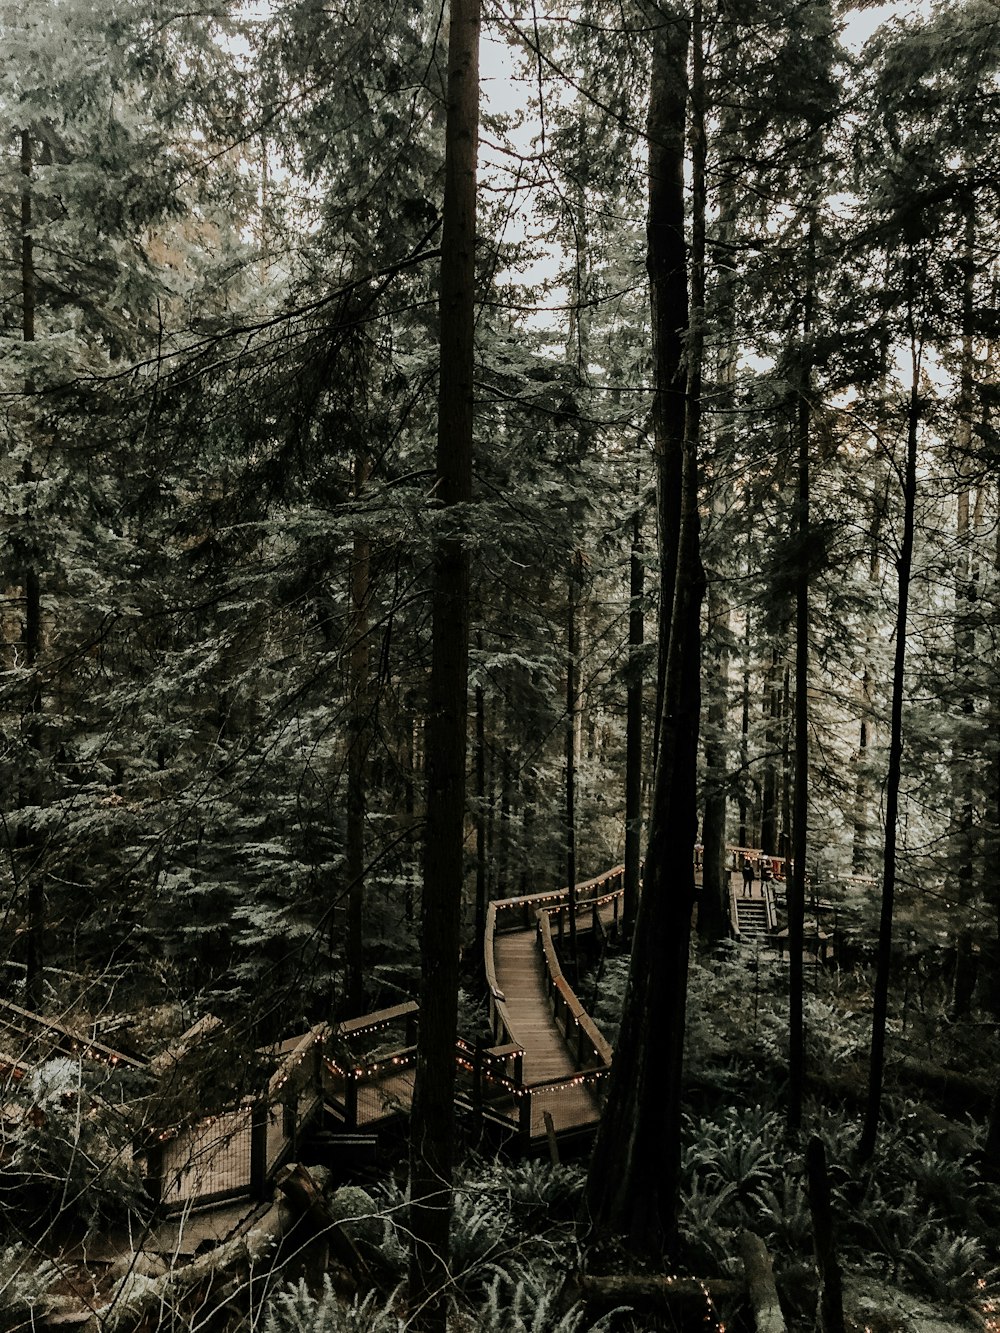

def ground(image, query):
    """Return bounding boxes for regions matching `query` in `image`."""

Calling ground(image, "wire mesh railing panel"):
[528,1079,604,1139]
[159,1105,253,1206]
[354,1068,416,1125]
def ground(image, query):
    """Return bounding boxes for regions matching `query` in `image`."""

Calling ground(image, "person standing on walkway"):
[742,858,754,896]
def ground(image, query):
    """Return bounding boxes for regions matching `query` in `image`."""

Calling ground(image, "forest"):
[1,0,1000,1329]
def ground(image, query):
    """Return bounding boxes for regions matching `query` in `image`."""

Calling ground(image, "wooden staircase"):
[734,894,771,942]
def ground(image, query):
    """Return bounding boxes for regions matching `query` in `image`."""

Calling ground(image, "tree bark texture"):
[587,5,705,1256]
[738,1231,787,1333]
[407,1,479,1324]
[20,128,44,1013]
[647,6,690,767]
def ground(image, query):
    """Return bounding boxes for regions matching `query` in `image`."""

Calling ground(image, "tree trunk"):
[624,506,645,943]
[739,582,752,848]
[407,1,479,1324]
[738,1231,787,1333]
[687,14,726,944]
[761,646,782,856]
[858,298,922,1164]
[566,558,580,981]
[806,1138,846,1333]
[474,667,487,948]
[788,215,815,1132]
[20,129,44,1013]
[647,7,690,769]
[346,449,372,1014]
[950,201,977,1019]
[587,3,704,1256]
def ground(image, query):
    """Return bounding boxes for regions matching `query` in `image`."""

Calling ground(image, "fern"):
[905,1228,998,1304]
[262,1277,403,1333]
[679,1173,744,1274]
[0,1248,60,1327]
[465,1272,622,1333]
[682,1105,781,1196]
[749,1177,812,1256]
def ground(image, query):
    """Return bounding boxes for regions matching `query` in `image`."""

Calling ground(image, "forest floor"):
[5,931,999,1332]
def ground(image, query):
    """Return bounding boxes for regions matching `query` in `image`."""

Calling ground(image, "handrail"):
[485,867,625,1056]
[536,910,613,1068]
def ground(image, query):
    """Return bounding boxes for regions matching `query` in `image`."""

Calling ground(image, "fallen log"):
[575,1272,741,1320]
[42,1201,292,1332]
[274,1162,373,1282]
[738,1230,786,1333]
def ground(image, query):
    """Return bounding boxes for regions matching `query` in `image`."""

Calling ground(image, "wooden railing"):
[146,1022,328,1212]
[478,866,625,1146]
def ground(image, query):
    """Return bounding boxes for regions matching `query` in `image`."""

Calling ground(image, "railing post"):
[473,1039,484,1112]
[518,1089,532,1147]
[144,1142,164,1206]
[250,1101,268,1200]
[345,1071,359,1129]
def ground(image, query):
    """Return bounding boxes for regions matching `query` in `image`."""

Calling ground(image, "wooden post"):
[250,1102,268,1200]
[518,1090,532,1148]
[345,1071,359,1129]
[473,1039,484,1110]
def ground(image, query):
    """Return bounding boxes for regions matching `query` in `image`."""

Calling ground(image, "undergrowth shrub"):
[0,1247,60,1331]
[262,1278,402,1333]
[459,1272,619,1333]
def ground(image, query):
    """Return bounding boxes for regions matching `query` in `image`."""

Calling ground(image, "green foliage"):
[682,1105,782,1197]
[463,1272,621,1333]
[0,1247,60,1332]
[262,1277,403,1333]
[0,1059,151,1234]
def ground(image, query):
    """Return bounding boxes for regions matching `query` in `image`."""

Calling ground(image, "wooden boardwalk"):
[136,849,810,1209]
[494,931,582,1084]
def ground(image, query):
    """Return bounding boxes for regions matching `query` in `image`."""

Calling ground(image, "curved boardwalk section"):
[480,869,622,1146]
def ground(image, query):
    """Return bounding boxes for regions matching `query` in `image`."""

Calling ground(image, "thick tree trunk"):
[806,1138,846,1333]
[20,129,44,1013]
[587,4,704,1256]
[407,2,479,1324]
[858,316,921,1164]
[647,8,690,769]
[701,566,730,942]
